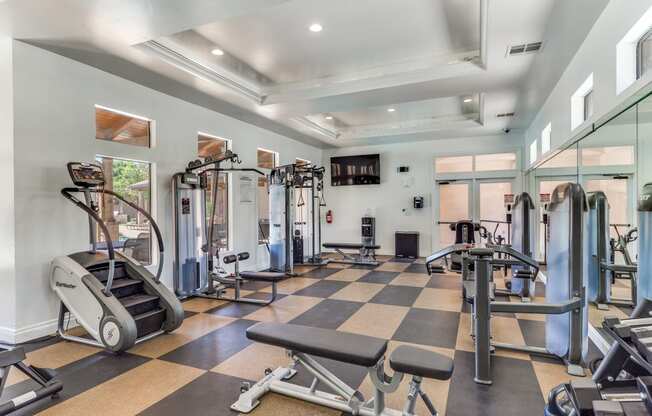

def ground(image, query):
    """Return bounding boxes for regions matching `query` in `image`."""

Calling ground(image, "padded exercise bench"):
[232,323,453,415]
[219,252,285,305]
[323,242,381,266]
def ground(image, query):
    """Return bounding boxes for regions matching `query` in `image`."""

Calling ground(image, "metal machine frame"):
[173,151,281,305]
[587,191,638,309]
[232,351,437,416]
[426,184,589,384]
[268,163,327,275]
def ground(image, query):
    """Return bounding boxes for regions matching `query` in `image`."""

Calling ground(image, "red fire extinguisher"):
[326,210,333,224]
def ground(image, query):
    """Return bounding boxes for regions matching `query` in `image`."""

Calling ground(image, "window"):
[583,91,594,121]
[435,156,473,173]
[570,74,593,130]
[581,145,635,166]
[475,153,517,171]
[257,148,278,244]
[95,156,153,265]
[95,105,151,148]
[199,134,230,250]
[530,140,538,165]
[541,123,552,154]
[539,147,578,169]
[616,5,652,93]
[198,132,229,158]
[638,28,652,79]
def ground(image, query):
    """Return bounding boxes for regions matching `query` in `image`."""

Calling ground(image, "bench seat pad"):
[240,271,285,282]
[389,345,454,381]
[323,243,381,250]
[247,323,388,367]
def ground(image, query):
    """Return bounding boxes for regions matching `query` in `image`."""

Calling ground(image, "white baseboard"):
[0,317,80,345]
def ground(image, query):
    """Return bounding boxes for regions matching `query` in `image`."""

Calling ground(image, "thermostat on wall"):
[397,166,409,173]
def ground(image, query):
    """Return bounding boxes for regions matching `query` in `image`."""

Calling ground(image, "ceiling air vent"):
[496,112,515,118]
[507,42,542,56]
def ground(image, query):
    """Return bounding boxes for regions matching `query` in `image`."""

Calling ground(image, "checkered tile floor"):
[1,256,603,416]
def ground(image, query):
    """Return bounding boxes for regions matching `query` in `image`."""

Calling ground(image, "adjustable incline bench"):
[232,323,454,415]
[323,242,381,266]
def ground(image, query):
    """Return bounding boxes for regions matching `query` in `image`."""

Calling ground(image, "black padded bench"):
[322,242,381,266]
[232,322,453,415]
[219,252,285,305]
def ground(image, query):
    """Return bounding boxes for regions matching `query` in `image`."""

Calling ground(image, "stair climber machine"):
[50,162,184,353]
[587,191,638,310]
[173,151,285,304]
[426,184,588,384]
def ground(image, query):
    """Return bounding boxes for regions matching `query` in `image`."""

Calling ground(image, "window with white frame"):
[541,123,552,154]
[530,140,538,165]
[257,148,278,244]
[95,105,152,148]
[95,156,153,265]
[638,28,652,79]
[616,5,652,93]
[571,74,593,130]
[198,133,231,250]
[434,152,517,174]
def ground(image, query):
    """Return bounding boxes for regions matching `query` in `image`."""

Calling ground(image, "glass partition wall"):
[526,92,651,328]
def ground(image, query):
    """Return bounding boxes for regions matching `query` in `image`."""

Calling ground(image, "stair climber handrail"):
[61,187,117,296]
[100,189,165,284]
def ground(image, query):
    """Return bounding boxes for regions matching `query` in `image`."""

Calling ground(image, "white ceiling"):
[0,0,609,148]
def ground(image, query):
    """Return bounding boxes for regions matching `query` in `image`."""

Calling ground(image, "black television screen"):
[331,154,380,186]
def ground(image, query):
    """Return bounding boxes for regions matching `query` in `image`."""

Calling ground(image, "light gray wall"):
[321,134,523,258]
[525,0,652,159]
[0,37,16,339]
[7,41,322,343]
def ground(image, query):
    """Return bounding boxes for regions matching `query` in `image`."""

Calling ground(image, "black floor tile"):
[404,263,428,274]
[358,271,400,284]
[389,257,415,263]
[240,280,272,291]
[446,350,543,416]
[160,319,257,370]
[350,263,381,270]
[138,372,247,416]
[370,286,422,307]
[289,299,363,329]
[392,308,459,349]
[426,275,462,290]
[301,268,341,279]
[293,280,350,298]
[184,310,198,319]
[518,319,546,349]
[207,294,286,318]
[4,352,150,415]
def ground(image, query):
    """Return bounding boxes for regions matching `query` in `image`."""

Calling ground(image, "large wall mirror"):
[526,89,651,328]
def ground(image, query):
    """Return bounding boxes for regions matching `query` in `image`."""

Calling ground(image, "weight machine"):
[268,163,327,275]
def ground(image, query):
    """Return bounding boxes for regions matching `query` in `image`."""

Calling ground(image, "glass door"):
[477,180,513,244]
[437,181,472,247]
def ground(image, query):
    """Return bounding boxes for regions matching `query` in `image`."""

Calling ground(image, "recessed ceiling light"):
[387,108,396,112]
[211,48,224,56]
[325,116,333,120]
[309,23,323,32]
[463,98,473,103]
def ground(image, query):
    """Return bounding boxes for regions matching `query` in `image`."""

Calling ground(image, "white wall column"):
[0,36,17,343]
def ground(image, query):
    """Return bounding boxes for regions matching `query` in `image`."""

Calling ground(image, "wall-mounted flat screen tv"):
[331,154,380,186]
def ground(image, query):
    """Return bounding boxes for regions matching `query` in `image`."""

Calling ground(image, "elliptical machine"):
[50,162,184,353]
